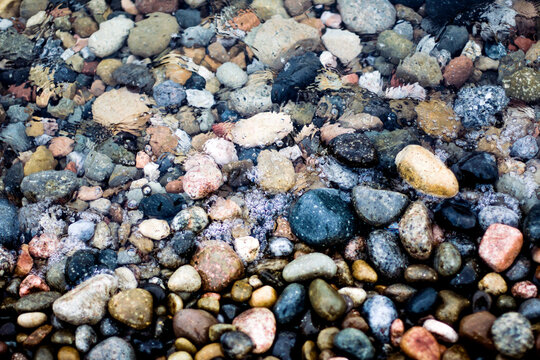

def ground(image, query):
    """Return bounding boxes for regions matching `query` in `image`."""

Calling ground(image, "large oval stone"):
[232,308,276,354]
[191,240,244,292]
[289,188,357,248]
[282,253,337,282]
[173,309,218,346]
[309,279,346,321]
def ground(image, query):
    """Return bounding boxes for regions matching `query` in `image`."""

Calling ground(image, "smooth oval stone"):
[273,283,307,325]
[395,144,459,198]
[433,242,462,277]
[362,295,398,344]
[328,133,378,167]
[15,291,61,312]
[491,312,534,358]
[405,287,438,318]
[351,186,409,226]
[108,288,153,330]
[399,201,433,260]
[289,188,357,248]
[309,279,346,322]
[333,328,375,360]
[436,198,477,230]
[400,326,440,360]
[232,308,276,354]
[220,331,254,360]
[367,230,408,280]
[518,298,540,322]
[173,309,218,346]
[282,253,337,282]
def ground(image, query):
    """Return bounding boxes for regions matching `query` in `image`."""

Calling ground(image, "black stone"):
[99,318,120,337]
[299,310,323,338]
[328,133,378,168]
[450,259,480,289]
[0,199,20,248]
[112,64,155,93]
[505,256,531,282]
[289,188,357,248]
[425,0,488,22]
[171,231,196,257]
[65,250,97,285]
[139,193,186,219]
[273,283,307,325]
[437,26,469,57]
[448,235,477,258]
[140,283,166,303]
[184,72,206,90]
[271,52,321,104]
[0,68,30,85]
[54,64,78,83]
[524,203,540,244]
[367,230,408,280]
[435,199,477,230]
[472,291,492,313]
[133,338,164,357]
[220,331,254,360]
[406,287,438,318]
[271,331,298,360]
[452,152,498,185]
[220,304,243,323]
[237,147,263,165]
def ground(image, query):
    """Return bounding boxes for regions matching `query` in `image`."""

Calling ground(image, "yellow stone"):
[0,0,21,18]
[168,351,193,360]
[248,285,278,308]
[165,64,192,85]
[415,100,461,141]
[174,338,197,354]
[395,145,459,198]
[194,343,224,360]
[478,272,507,296]
[108,288,153,330]
[24,146,57,176]
[96,59,122,86]
[351,260,378,283]
[57,346,80,360]
[257,150,296,194]
[25,121,44,137]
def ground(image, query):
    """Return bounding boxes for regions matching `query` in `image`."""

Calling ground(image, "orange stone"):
[400,326,440,360]
[165,179,183,193]
[229,10,261,32]
[15,245,33,277]
[514,36,535,52]
[136,151,151,169]
[479,224,523,272]
[443,56,473,88]
[19,275,50,297]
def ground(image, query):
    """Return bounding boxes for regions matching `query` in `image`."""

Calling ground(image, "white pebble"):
[423,319,459,343]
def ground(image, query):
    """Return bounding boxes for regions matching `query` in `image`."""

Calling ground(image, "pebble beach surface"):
[1,0,540,360]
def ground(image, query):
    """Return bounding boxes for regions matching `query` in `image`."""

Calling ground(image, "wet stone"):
[351,186,409,226]
[362,295,398,344]
[309,279,347,322]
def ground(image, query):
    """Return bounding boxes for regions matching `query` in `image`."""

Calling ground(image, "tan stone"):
[96,59,122,86]
[351,260,378,283]
[395,145,459,198]
[478,272,507,296]
[0,0,21,18]
[24,146,58,176]
[257,150,296,194]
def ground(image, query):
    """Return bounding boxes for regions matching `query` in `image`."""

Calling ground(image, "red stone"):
[81,61,98,75]
[65,161,77,173]
[19,275,50,297]
[165,179,183,193]
[514,36,535,52]
[7,82,32,102]
[479,224,523,272]
[443,56,473,88]
[400,326,440,360]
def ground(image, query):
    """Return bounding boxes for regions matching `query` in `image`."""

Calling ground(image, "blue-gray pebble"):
[333,328,375,360]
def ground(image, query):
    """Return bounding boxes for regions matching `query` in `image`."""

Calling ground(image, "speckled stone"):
[108,288,153,330]
[173,309,218,347]
[491,312,534,358]
[399,201,433,260]
[479,224,523,272]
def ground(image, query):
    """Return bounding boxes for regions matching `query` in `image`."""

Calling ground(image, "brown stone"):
[442,345,470,360]
[57,346,80,360]
[443,56,473,88]
[415,100,461,141]
[23,324,52,347]
[479,224,523,273]
[28,233,60,259]
[173,309,218,346]
[207,41,230,63]
[458,311,496,350]
[135,0,179,13]
[229,10,261,32]
[194,343,224,360]
[400,326,440,360]
[147,126,178,156]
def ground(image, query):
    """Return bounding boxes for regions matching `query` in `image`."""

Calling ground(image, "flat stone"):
[21,170,84,202]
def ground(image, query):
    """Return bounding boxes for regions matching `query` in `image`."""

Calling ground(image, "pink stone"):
[203,138,238,166]
[72,35,89,52]
[324,14,342,28]
[341,73,359,85]
[122,0,139,15]
[77,186,103,201]
[232,308,276,354]
[49,137,75,157]
[19,275,50,297]
[136,151,151,169]
[15,245,33,277]
[391,318,404,347]
[479,224,523,272]
[511,281,538,299]
[28,233,60,259]
[182,155,223,200]
[320,123,355,144]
